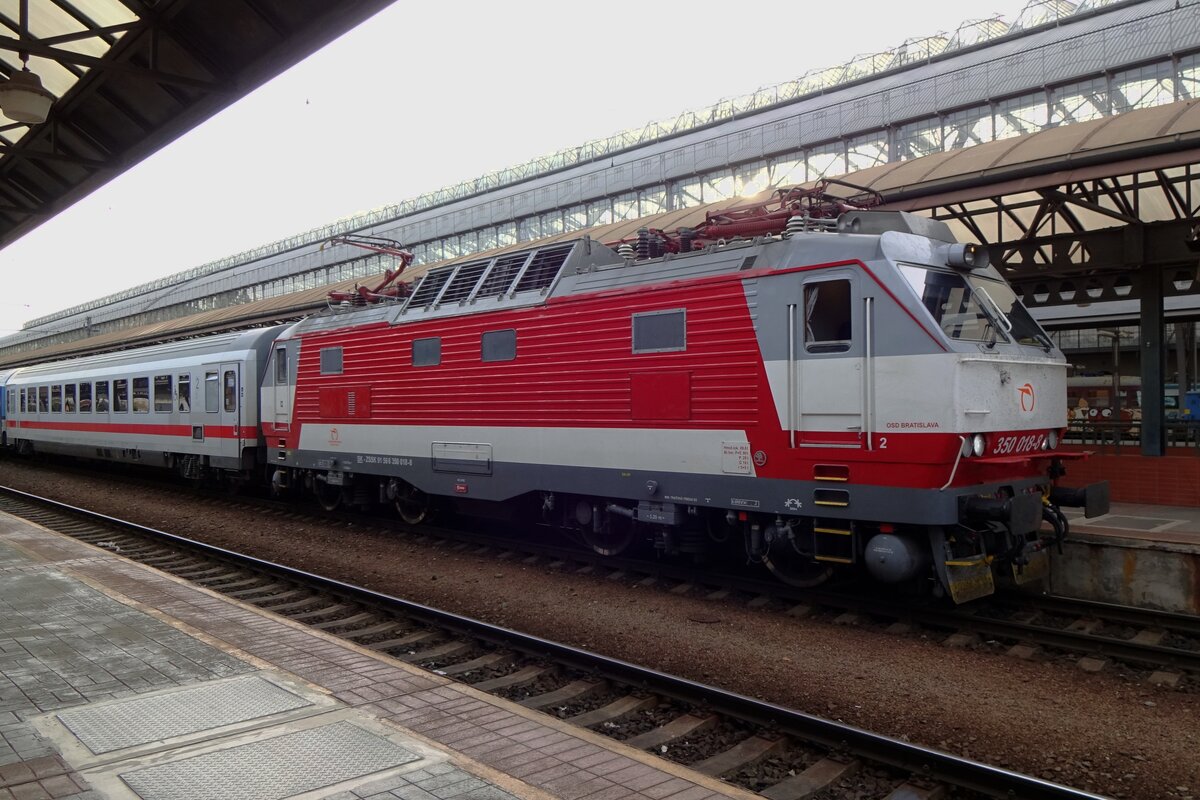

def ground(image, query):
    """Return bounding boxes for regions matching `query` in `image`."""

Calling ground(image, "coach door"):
[221,363,242,449]
[792,275,868,447]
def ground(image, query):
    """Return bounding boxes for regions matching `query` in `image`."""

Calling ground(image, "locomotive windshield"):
[898,264,1050,348]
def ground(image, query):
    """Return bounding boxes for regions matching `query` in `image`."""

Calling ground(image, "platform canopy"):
[0,0,396,249]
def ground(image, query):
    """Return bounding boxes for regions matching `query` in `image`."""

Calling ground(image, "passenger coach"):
[4,328,281,478]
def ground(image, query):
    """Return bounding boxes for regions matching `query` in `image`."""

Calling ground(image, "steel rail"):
[0,484,1107,800]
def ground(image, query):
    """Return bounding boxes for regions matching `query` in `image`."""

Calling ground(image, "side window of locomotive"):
[224,371,236,412]
[275,347,289,383]
[319,347,342,375]
[205,372,219,413]
[79,383,92,413]
[804,280,852,353]
[632,309,686,354]
[39,386,49,413]
[132,378,150,413]
[154,375,172,412]
[114,379,129,413]
[481,329,517,363]
[51,385,62,413]
[64,384,76,413]
[95,381,109,413]
[412,337,441,367]
[178,375,191,412]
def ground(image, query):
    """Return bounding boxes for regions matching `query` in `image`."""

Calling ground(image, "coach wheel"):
[394,483,431,525]
[314,479,342,512]
[761,544,833,588]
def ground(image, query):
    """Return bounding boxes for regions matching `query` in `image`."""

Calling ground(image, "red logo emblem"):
[328,427,340,446]
[1018,383,1035,412]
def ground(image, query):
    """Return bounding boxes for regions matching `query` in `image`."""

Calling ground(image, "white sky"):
[0,0,1029,335]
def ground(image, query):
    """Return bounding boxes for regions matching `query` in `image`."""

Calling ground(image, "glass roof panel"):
[22,1,84,39]
[65,0,138,27]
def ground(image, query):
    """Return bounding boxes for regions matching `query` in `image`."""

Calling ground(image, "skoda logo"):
[1018,383,1035,412]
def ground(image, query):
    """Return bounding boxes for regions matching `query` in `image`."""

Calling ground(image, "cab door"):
[795,274,865,447]
[266,344,293,432]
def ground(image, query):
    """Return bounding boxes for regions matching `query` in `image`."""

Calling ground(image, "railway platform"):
[0,511,751,800]
[1054,500,1200,614]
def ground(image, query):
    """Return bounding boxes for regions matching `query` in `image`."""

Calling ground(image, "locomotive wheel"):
[394,483,431,525]
[761,547,834,588]
[582,515,634,557]
[314,479,342,512]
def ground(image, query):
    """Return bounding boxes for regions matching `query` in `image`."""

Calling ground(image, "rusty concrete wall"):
[1050,535,1200,614]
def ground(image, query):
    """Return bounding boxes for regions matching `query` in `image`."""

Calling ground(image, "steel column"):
[1139,264,1166,456]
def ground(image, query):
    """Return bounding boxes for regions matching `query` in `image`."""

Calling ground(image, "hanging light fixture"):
[0,61,55,125]
[0,0,55,127]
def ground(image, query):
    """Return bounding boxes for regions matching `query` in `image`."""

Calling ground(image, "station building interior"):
[2,0,1200,500]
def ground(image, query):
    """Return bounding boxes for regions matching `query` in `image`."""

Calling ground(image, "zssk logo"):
[1018,383,1035,412]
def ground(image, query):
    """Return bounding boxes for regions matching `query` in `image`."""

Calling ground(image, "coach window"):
[19,389,26,413]
[79,383,92,413]
[632,309,686,354]
[804,280,852,353]
[224,370,236,412]
[96,381,110,412]
[65,384,76,413]
[205,371,219,413]
[319,347,342,375]
[482,329,517,362]
[412,337,441,367]
[154,375,172,412]
[39,386,49,412]
[133,378,150,413]
[51,385,62,413]
[114,379,128,413]
[178,375,191,412]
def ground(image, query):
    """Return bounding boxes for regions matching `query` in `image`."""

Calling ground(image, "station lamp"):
[0,55,54,125]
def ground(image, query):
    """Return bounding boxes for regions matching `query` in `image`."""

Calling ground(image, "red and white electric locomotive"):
[261,188,1108,602]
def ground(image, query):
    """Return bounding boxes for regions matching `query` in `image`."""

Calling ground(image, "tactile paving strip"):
[57,675,313,754]
[119,721,421,800]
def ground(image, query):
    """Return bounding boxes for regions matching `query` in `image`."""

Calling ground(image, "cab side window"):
[805,280,852,354]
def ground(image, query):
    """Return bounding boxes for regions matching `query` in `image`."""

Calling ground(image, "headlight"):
[1047,429,1059,450]
[972,433,987,457]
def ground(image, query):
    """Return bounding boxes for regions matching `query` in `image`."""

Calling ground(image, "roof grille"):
[407,266,455,307]
[514,244,573,293]
[438,259,492,304]
[477,252,532,297]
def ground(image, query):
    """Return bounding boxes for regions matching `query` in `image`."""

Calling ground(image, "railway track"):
[0,484,1107,800]
[4,457,1197,685]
